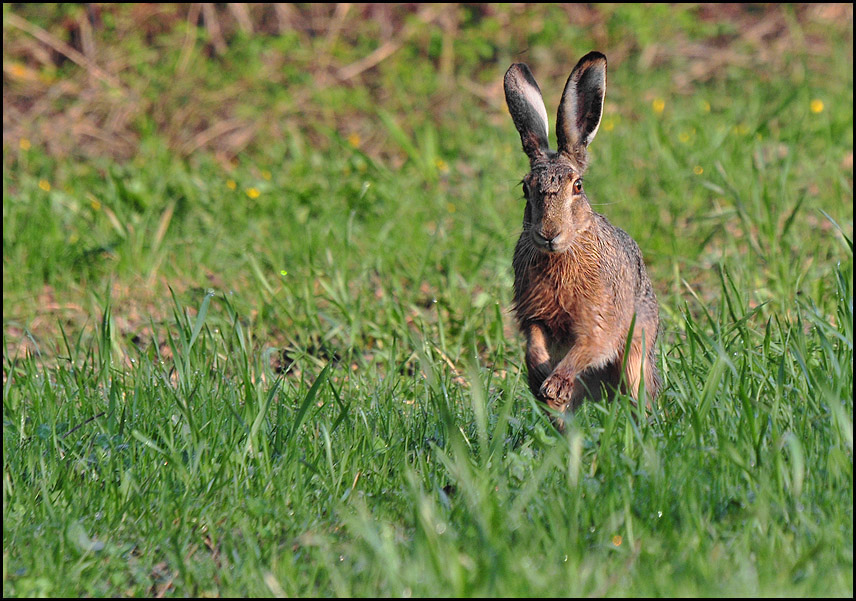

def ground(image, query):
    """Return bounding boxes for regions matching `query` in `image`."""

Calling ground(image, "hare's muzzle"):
[531,229,564,253]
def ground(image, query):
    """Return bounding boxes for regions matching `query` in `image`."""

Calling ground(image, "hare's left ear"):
[556,51,607,157]
[504,63,551,162]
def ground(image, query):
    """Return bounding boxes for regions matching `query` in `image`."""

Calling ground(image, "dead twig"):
[317,3,351,74]
[273,4,301,34]
[153,570,179,598]
[458,78,504,110]
[439,5,458,83]
[4,12,125,92]
[200,3,227,55]
[78,9,96,86]
[179,118,253,156]
[176,3,202,75]
[336,6,440,81]
[228,3,253,33]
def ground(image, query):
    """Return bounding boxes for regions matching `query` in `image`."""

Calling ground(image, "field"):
[3,4,853,596]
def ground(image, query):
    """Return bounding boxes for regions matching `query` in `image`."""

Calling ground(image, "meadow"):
[3,4,853,596]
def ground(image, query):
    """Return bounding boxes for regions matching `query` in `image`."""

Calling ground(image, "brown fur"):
[504,54,660,430]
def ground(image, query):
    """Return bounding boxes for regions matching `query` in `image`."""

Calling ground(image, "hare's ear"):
[504,63,550,162]
[556,51,606,158]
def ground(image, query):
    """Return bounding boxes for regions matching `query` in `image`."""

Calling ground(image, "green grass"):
[3,4,853,597]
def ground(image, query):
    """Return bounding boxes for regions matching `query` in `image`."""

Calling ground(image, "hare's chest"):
[522,269,581,341]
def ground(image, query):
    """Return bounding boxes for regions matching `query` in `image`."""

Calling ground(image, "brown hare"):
[504,52,660,429]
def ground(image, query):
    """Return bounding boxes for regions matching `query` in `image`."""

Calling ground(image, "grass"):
[3,4,853,597]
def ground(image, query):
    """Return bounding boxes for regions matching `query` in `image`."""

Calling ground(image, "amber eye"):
[573,179,583,194]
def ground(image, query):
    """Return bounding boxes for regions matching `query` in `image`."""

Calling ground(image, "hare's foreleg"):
[540,339,618,411]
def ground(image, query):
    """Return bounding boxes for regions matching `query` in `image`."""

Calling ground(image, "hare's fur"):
[504,52,660,427]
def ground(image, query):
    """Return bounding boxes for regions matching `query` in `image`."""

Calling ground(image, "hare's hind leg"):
[576,361,621,405]
[524,322,554,400]
[523,322,574,432]
[622,334,659,408]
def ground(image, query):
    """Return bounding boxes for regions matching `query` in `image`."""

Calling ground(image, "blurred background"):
[4,4,852,162]
[3,3,853,361]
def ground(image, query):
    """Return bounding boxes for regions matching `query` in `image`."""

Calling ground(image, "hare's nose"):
[532,230,562,251]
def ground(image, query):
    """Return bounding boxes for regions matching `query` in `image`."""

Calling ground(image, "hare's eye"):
[573,179,583,194]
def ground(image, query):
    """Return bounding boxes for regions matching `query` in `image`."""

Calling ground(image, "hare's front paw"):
[539,373,574,410]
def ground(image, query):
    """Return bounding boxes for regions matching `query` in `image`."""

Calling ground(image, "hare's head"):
[504,52,607,253]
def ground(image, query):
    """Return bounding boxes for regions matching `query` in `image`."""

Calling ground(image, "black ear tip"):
[505,62,532,80]
[504,63,519,79]
[505,63,541,93]
[581,50,607,63]
[576,51,607,72]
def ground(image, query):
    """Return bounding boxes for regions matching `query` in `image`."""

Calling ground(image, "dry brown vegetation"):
[4,3,851,164]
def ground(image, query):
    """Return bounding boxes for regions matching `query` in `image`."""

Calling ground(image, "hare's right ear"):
[556,51,606,162]
[504,63,550,162]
